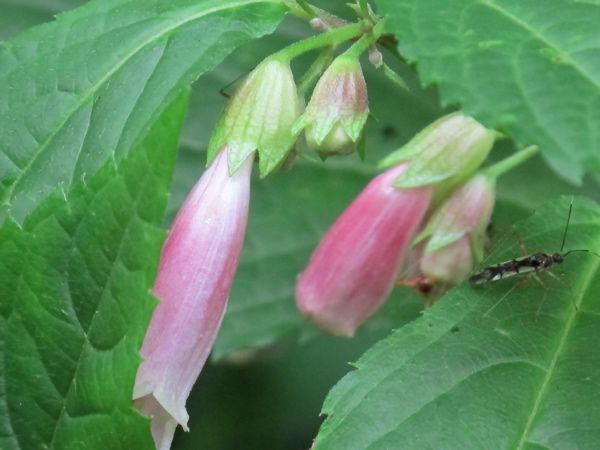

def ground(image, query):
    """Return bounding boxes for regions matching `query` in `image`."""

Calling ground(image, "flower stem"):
[298,47,336,95]
[272,22,364,62]
[358,0,370,18]
[294,0,316,18]
[342,19,385,59]
[483,145,539,179]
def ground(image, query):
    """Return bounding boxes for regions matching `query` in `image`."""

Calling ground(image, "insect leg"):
[544,270,578,312]
[482,284,518,318]
[530,272,546,289]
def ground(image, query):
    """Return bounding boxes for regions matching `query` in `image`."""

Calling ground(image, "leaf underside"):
[0,90,188,450]
[314,196,600,449]
[378,0,600,183]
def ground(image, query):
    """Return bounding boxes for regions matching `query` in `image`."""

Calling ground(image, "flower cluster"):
[133,31,520,448]
[296,113,498,336]
[133,44,372,447]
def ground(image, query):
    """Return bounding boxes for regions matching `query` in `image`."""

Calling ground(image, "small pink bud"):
[418,175,495,284]
[310,17,328,31]
[296,164,433,337]
[294,55,369,157]
[420,236,473,285]
[133,148,252,450]
[368,46,383,68]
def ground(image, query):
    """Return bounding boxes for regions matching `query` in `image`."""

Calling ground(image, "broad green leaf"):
[0,0,87,40]
[313,196,600,449]
[0,0,285,224]
[0,90,188,450]
[378,0,600,183]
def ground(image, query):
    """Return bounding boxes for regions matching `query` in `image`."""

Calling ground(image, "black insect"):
[469,202,597,285]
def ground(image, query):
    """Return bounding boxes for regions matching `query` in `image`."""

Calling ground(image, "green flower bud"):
[379,112,497,195]
[293,55,369,158]
[207,58,303,177]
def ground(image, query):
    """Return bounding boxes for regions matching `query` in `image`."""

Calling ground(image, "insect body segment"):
[468,202,599,285]
[469,252,563,285]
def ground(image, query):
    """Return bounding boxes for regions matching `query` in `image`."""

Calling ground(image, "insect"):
[469,202,598,285]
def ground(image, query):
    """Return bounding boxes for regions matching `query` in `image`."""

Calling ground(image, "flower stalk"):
[483,145,539,179]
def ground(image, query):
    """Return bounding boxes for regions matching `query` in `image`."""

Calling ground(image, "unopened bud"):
[294,55,369,157]
[368,46,383,68]
[310,18,328,31]
[417,175,495,284]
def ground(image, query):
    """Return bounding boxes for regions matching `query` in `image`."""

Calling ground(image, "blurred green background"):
[2,1,598,449]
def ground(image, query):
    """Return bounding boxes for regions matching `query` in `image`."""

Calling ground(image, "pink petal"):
[296,164,433,337]
[133,148,252,449]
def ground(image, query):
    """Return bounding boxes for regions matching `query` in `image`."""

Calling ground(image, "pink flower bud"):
[296,164,433,337]
[133,148,252,450]
[418,175,495,284]
[420,235,473,285]
[294,55,369,157]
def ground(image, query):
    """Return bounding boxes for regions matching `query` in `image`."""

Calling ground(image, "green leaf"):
[0,0,286,224]
[0,0,87,40]
[378,0,600,183]
[0,89,188,450]
[313,196,600,449]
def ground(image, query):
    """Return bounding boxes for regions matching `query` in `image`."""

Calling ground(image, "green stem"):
[298,47,336,95]
[272,23,363,62]
[295,0,316,18]
[281,0,312,19]
[483,145,539,179]
[358,0,370,18]
[341,19,385,59]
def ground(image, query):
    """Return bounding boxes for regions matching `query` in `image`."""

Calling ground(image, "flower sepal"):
[207,57,303,177]
[379,112,497,194]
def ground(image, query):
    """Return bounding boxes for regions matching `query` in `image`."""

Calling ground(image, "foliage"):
[378,0,600,183]
[1,0,599,449]
[0,92,187,449]
[314,197,600,449]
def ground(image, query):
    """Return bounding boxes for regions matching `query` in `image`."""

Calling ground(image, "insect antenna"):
[559,200,574,253]
[562,249,600,259]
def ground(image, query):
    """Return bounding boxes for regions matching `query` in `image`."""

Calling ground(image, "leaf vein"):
[3,0,276,216]
[514,249,600,448]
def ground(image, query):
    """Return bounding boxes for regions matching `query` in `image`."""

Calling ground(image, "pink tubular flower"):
[133,148,252,450]
[296,164,433,337]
